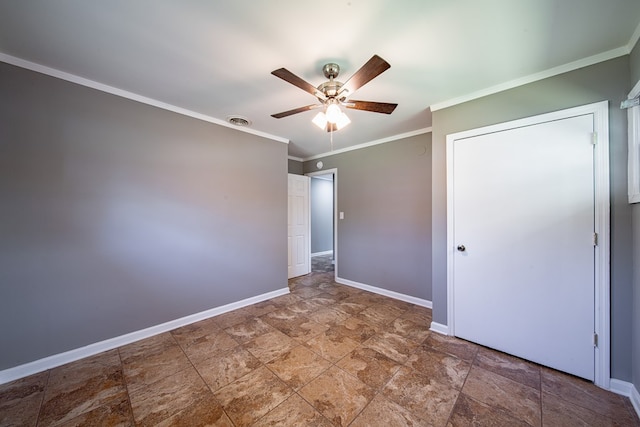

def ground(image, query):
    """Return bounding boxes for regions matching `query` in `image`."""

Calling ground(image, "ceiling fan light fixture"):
[312,112,328,130]
[335,111,351,130]
[325,103,342,123]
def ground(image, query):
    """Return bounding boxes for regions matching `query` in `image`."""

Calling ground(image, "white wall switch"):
[339,212,344,220]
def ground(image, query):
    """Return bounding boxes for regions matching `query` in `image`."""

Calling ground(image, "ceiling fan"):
[270,55,397,132]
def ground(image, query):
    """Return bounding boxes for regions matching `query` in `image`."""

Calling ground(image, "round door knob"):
[457,245,466,252]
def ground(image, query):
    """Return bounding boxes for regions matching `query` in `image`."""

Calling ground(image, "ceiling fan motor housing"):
[317,63,346,100]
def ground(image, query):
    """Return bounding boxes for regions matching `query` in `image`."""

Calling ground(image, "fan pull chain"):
[330,128,334,151]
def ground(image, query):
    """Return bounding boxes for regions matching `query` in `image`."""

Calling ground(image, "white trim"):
[311,250,333,257]
[288,155,304,162]
[303,127,433,161]
[306,168,339,280]
[0,53,289,145]
[0,287,289,385]
[431,47,628,112]
[445,101,610,388]
[627,80,640,204]
[628,20,640,53]
[609,379,640,419]
[610,379,634,396]
[632,383,640,420]
[429,322,450,335]
[336,277,432,309]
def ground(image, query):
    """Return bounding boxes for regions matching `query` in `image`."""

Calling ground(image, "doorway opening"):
[307,169,337,277]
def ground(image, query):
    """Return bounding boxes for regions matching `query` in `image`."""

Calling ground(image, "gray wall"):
[304,133,432,300]
[630,38,640,396]
[432,56,633,381]
[288,159,304,175]
[0,62,288,370]
[310,177,333,254]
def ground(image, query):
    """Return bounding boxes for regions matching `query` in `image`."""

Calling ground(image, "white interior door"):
[288,174,310,279]
[451,114,596,380]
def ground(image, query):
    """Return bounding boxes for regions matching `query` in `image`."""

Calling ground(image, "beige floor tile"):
[336,347,402,390]
[422,331,479,362]
[241,300,279,317]
[447,393,531,427]
[462,366,541,426]
[405,346,471,390]
[169,317,221,347]
[382,366,459,425]
[0,371,48,427]
[332,300,368,315]
[399,306,433,324]
[298,366,375,426]
[285,299,322,315]
[223,317,275,344]
[39,350,127,426]
[384,317,431,344]
[266,345,331,390]
[55,394,134,427]
[195,346,262,392]
[305,331,360,362]
[356,304,404,326]
[155,394,233,427]
[213,309,253,329]
[541,367,636,424]
[473,346,541,389]
[363,331,418,364]
[306,307,351,326]
[121,343,192,392]
[350,394,430,427]
[244,329,299,363]
[128,367,211,427]
[253,393,333,426]
[213,366,292,427]
[178,329,239,364]
[541,391,625,427]
[118,333,176,363]
[326,316,380,343]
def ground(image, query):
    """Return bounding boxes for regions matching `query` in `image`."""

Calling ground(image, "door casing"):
[445,101,610,388]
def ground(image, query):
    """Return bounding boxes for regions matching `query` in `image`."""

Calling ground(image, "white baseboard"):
[632,383,640,420]
[609,379,640,419]
[311,250,333,257]
[0,287,290,385]
[335,277,432,308]
[429,321,450,335]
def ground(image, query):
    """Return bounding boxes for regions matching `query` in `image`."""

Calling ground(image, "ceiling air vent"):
[226,115,251,127]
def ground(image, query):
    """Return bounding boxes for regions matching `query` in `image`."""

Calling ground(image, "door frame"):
[306,168,338,279]
[445,101,610,388]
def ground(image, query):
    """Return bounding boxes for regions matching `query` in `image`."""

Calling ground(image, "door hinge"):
[592,132,597,146]
[593,333,598,347]
[593,232,598,246]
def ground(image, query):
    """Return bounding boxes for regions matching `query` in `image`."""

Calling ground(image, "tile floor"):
[1,271,638,426]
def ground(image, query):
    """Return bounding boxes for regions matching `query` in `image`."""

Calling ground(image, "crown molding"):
[303,127,432,161]
[0,53,289,144]
[628,20,640,53]
[431,46,629,112]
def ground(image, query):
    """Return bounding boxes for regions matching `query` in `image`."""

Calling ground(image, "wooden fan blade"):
[271,104,322,119]
[345,100,397,114]
[339,55,390,96]
[271,68,326,100]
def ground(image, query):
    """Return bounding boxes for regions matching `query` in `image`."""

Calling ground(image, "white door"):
[451,114,596,380]
[288,174,310,278]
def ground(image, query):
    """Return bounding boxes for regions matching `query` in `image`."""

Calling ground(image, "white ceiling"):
[1,1,639,159]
